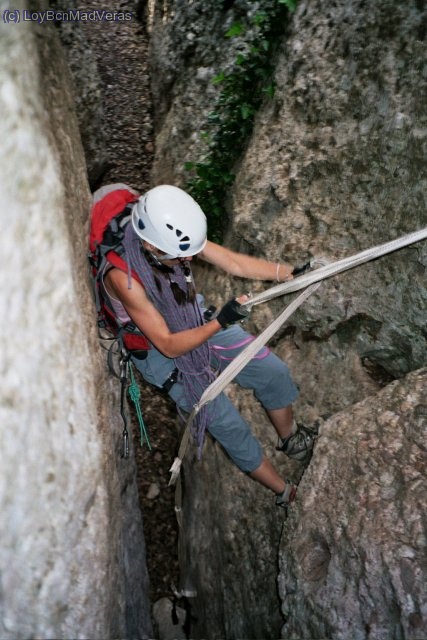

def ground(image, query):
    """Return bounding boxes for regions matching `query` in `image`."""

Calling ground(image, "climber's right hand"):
[216,298,250,328]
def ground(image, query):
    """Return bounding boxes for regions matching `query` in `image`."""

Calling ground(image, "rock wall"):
[176,415,290,639]
[0,4,152,638]
[148,0,282,186]
[52,0,154,192]
[227,0,427,421]
[50,0,110,190]
[279,368,427,640]
[149,0,427,417]
[148,0,426,638]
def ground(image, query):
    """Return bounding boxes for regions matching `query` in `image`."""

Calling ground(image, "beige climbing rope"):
[169,226,427,485]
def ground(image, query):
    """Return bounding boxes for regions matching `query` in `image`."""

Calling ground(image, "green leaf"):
[263,83,276,98]
[235,53,247,66]
[184,0,293,243]
[240,104,254,120]
[212,71,226,85]
[225,22,245,38]
[278,0,297,11]
[252,11,268,26]
[207,111,221,123]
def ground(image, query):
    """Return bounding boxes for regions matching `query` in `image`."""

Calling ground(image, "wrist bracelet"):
[275,263,281,282]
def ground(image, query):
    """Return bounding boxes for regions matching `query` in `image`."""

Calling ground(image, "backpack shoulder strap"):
[106,250,143,287]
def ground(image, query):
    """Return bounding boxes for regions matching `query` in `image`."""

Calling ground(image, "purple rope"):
[122,223,217,455]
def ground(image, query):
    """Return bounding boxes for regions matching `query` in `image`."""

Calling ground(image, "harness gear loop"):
[128,361,152,450]
[106,336,122,378]
[119,348,131,459]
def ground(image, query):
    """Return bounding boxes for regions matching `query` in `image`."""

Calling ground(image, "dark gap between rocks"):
[77,0,181,603]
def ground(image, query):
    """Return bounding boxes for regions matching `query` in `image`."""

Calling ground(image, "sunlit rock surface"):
[0,6,152,638]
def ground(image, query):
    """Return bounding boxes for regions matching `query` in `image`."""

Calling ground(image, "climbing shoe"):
[275,483,297,509]
[277,422,319,464]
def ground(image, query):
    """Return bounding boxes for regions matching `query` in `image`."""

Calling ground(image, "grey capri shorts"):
[132,323,298,473]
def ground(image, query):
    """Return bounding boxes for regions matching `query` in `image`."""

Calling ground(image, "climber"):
[91,183,318,508]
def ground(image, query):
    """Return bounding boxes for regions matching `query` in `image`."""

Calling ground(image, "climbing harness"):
[162,368,179,393]
[168,279,322,484]
[119,349,131,459]
[122,220,215,457]
[169,226,427,484]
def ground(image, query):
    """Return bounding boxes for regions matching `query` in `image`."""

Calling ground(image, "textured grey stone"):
[50,0,109,189]
[153,597,187,640]
[0,5,152,638]
[148,0,275,184]
[149,0,427,419]
[177,407,293,639]
[225,0,427,423]
[148,0,427,638]
[278,368,427,640]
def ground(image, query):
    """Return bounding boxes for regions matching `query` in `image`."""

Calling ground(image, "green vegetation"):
[184,0,297,242]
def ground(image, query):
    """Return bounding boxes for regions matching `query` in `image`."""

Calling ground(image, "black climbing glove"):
[216,299,250,328]
[292,261,312,277]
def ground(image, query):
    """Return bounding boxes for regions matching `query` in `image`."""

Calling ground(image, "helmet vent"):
[138,219,145,230]
[165,224,191,250]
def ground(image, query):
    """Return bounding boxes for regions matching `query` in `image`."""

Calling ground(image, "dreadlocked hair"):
[144,251,196,305]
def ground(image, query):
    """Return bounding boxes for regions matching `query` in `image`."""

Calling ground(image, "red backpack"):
[88,187,151,357]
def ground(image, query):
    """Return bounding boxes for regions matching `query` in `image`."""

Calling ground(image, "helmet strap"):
[143,248,174,274]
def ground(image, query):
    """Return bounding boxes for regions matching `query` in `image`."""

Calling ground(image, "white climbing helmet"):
[131,185,207,259]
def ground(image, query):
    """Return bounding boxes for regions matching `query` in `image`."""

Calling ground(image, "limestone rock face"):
[177,409,293,640]
[150,0,427,420]
[148,0,274,184]
[278,368,427,640]
[148,0,426,638]
[226,0,427,423]
[0,7,152,638]
[50,0,109,189]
